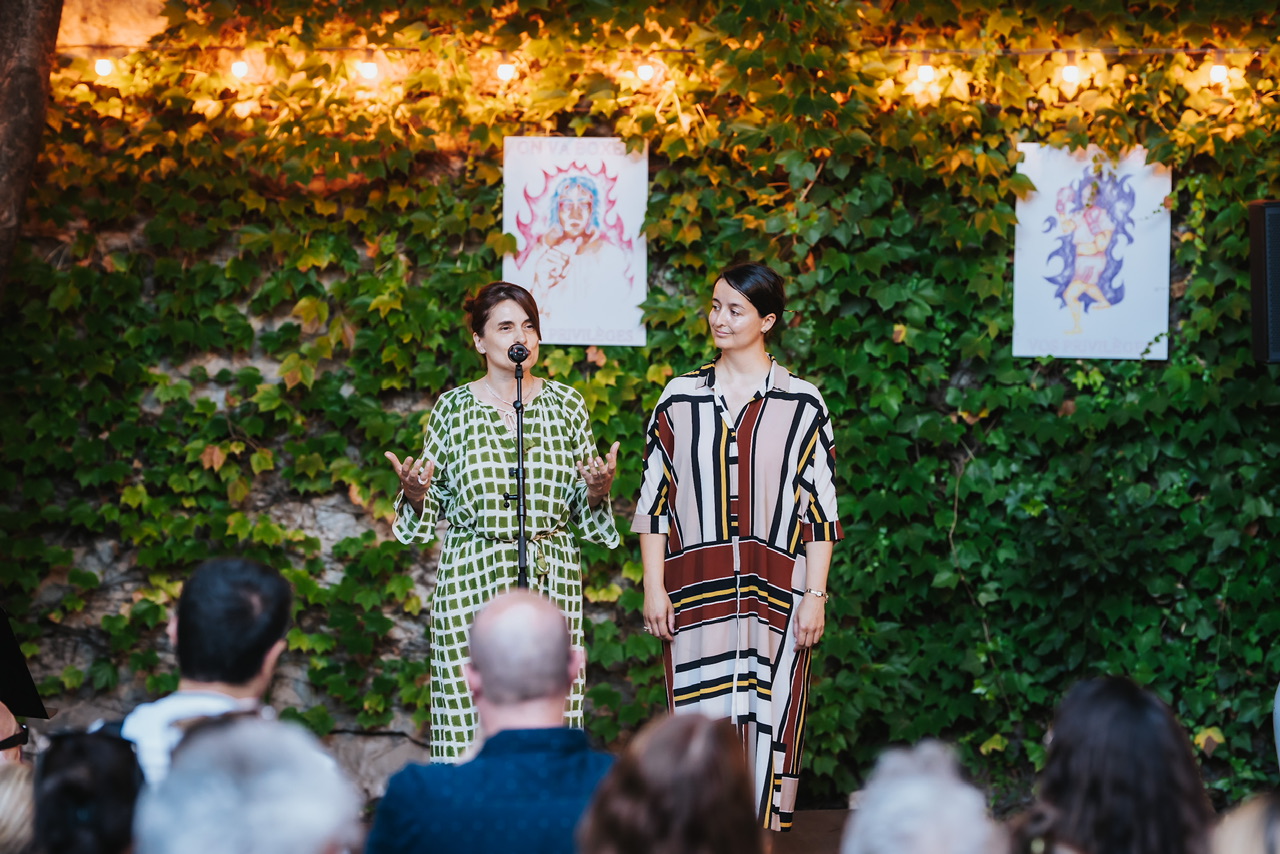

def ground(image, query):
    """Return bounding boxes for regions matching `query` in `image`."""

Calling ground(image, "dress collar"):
[696,356,789,395]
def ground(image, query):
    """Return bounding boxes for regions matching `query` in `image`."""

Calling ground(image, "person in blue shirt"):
[366,590,614,854]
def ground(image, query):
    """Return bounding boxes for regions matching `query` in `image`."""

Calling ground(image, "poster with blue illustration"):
[502,137,648,347]
[1013,144,1171,360]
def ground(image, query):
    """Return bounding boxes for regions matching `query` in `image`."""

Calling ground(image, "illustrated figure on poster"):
[515,168,636,327]
[1043,168,1136,335]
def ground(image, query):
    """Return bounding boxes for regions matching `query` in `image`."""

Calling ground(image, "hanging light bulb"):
[357,52,380,80]
[637,62,655,82]
[1061,50,1081,84]
[496,62,517,81]
[916,51,935,83]
[94,58,115,76]
[1209,51,1228,84]
[231,59,249,79]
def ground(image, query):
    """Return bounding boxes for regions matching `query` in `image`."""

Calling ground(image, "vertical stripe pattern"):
[632,359,843,831]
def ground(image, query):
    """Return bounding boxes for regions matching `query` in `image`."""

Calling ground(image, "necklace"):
[481,378,539,429]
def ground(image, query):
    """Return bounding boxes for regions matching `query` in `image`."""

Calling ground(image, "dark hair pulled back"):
[464,282,542,338]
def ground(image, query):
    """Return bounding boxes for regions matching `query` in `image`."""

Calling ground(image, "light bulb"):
[231,60,249,79]
[1210,63,1228,84]
[637,63,655,82]
[1061,63,1080,84]
[916,63,935,83]
[357,61,379,80]
[497,62,516,81]
[95,58,114,76]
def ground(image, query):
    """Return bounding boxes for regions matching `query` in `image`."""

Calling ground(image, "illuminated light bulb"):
[231,60,249,79]
[637,63,655,82]
[496,62,516,81]
[1061,50,1080,84]
[357,61,379,80]
[95,58,114,76]
[1209,52,1228,84]
[916,63,935,83]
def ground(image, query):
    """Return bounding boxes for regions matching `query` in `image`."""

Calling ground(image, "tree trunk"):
[0,0,64,290]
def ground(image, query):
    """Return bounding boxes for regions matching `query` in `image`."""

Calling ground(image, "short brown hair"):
[464,282,542,339]
[578,714,763,854]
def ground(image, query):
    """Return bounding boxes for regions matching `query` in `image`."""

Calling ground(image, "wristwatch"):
[804,588,829,600]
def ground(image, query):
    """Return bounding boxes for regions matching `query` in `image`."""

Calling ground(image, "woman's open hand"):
[577,441,619,507]
[384,452,434,514]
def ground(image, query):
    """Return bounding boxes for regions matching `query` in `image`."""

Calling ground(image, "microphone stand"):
[502,344,530,588]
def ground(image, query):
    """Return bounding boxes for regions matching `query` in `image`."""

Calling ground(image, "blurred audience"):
[121,556,292,782]
[840,740,1001,854]
[1212,790,1280,854]
[133,715,359,854]
[1028,675,1214,854]
[367,590,613,854]
[34,730,142,854]
[0,761,35,854]
[577,713,763,854]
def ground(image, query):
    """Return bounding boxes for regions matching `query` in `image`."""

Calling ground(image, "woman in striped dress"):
[633,262,843,832]
[386,282,619,760]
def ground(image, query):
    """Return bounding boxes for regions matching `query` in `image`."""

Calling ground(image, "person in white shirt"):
[121,557,291,782]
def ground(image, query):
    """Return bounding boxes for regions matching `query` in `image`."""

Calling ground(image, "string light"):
[355,50,380,80]
[231,59,249,78]
[496,62,516,81]
[94,58,114,76]
[916,51,935,83]
[636,62,655,82]
[1209,51,1228,84]
[1061,50,1081,84]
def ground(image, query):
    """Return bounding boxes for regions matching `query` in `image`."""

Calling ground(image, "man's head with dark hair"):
[174,558,291,687]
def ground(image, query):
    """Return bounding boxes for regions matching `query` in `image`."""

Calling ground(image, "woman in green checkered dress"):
[385,282,620,760]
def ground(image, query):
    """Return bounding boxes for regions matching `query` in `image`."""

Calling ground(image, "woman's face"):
[473,299,540,371]
[709,277,775,352]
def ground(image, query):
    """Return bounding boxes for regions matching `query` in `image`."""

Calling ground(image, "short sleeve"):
[798,392,843,543]
[631,388,675,536]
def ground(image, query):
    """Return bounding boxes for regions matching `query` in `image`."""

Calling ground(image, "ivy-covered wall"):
[6,0,1280,807]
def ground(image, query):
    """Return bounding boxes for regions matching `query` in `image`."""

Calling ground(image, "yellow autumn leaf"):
[1193,726,1225,757]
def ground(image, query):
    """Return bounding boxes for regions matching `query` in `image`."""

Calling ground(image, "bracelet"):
[804,588,829,600]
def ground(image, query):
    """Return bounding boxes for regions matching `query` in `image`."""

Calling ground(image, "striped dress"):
[632,359,843,831]
[393,380,619,760]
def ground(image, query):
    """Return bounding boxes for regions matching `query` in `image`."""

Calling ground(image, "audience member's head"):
[0,761,35,854]
[840,740,1000,854]
[578,713,762,854]
[173,557,291,691]
[134,716,359,854]
[1037,675,1213,854]
[34,731,143,854]
[0,702,25,764]
[1212,790,1280,854]
[465,590,582,729]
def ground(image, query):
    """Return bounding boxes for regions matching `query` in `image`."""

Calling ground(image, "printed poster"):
[502,137,648,346]
[1013,144,1172,360]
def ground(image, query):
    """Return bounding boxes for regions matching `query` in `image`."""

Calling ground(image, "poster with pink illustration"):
[502,137,648,346]
[1013,144,1171,360]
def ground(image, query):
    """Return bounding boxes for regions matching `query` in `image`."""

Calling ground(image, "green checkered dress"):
[393,380,619,760]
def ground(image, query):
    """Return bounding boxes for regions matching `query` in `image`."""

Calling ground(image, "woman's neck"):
[482,368,538,401]
[716,347,772,385]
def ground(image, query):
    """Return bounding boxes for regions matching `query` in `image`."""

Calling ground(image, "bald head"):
[468,592,572,706]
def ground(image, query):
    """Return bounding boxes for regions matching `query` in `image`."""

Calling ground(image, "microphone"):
[508,343,530,363]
